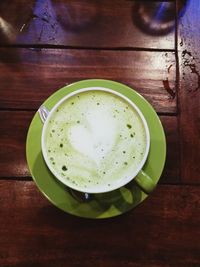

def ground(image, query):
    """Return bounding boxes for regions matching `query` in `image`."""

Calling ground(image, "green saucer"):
[26,79,166,219]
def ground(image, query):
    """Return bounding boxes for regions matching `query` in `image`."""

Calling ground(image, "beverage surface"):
[43,90,147,192]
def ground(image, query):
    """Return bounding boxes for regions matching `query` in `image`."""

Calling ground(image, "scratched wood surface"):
[0,48,176,113]
[0,0,175,49]
[178,0,200,184]
[0,0,199,266]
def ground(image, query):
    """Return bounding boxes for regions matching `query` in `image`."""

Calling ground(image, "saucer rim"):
[26,79,166,219]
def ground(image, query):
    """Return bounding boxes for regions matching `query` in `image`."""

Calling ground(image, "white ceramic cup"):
[40,87,155,194]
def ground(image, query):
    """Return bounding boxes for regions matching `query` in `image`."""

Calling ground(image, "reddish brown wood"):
[2,2,200,266]
[0,111,34,177]
[0,0,175,49]
[160,116,180,183]
[0,48,176,113]
[0,111,179,184]
[178,0,200,183]
[0,181,199,267]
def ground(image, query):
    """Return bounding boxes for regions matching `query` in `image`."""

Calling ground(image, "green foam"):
[43,90,147,192]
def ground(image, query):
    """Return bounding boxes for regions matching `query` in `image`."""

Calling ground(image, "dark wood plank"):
[0,0,175,49]
[160,116,180,184]
[178,0,200,183]
[0,48,176,113]
[0,111,33,177]
[0,111,179,184]
[0,181,199,267]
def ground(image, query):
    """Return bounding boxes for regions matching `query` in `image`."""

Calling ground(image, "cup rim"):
[41,87,150,193]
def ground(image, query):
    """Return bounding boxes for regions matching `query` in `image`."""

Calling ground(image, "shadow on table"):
[0,0,34,43]
[32,150,143,219]
[132,0,189,36]
[52,0,100,33]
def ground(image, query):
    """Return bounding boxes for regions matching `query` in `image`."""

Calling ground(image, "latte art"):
[43,90,147,192]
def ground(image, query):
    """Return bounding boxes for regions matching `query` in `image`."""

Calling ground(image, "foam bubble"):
[44,90,147,191]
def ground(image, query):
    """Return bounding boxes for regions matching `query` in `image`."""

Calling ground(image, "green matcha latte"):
[42,88,149,193]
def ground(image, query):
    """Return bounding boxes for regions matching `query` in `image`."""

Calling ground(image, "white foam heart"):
[68,109,116,165]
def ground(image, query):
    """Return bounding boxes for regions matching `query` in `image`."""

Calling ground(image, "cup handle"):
[134,170,156,194]
[38,105,49,124]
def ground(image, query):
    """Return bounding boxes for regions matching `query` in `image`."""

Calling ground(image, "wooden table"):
[0,1,199,266]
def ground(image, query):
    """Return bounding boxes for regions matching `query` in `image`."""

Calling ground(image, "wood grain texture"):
[1,1,200,267]
[0,111,179,183]
[0,48,176,113]
[0,181,199,267]
[178,0,200,183]
[0,0,175,49]
[159,116,180,183]
[0,111,33,177]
